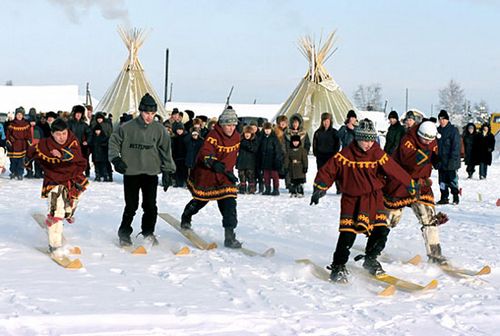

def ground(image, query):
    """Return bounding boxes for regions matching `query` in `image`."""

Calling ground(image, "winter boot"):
[452,194,459,205]
[362,256,385,276]
[180,214,192,230]
[271,187,280,196]
[140,232,159,246]
[119,234,132,247]
[94,176,102,182]
[248,183,256,194]
[427,244,448,265]
[436,198,449,205]
[328,264,349,283]
[238,183,247,194]
[180,202,199,230]
[297,184,304,198]
[224,228,242,248]
[108,175,113,182]
[258,182,264,194]
[263,185,271,195]
[17,175,23,180]
[24,170,34,179]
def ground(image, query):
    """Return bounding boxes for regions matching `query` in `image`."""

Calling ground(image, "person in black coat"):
[475,123,496,179]
[171,122,188,188]
[258,122,283,195]
[68,105,92,177]
[313,112,340,169]
[462,123,477,179]
[236,126,258,194]
[384,111,406,155]
[89,124,110,181]
[436,110,461,204]
[184,129,204,172]
[338,110,357,149]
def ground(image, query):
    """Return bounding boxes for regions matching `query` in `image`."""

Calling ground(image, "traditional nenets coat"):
[182,107,243,248]
[26,120,88,253]
[6,110,31,178]
[311,118,415,282]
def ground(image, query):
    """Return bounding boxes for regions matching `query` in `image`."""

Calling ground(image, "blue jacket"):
[437,122,461,170]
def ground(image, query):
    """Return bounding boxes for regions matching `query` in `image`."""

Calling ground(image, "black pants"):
[94,161,107,178]
[118,174,158,238]
[438,169,459,200]
[182,197,237,229]
[332,226,390,265]
[174,159,188,188]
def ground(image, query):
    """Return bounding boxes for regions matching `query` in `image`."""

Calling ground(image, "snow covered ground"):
[0,159,499,336]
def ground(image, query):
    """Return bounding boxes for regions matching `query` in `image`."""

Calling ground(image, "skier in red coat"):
[383,120,448,264]
[26,118,88,257]
[311,118,417,283]
[181,107,242,248]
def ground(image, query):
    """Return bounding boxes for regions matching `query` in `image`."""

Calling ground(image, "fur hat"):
[354,118,377,141]
[71,105,86,114]
[45,111,58,120]
[262,122,273,130]
[172,121,185,132]
[93,123,103,132]
[139,93,157,112]
[185,109,195,120]
[15,106,25,115]
[242,125,254,134]
[197,115,208,123]
[438,109,449,120]
[218,107,238,126]
[388,111,399,120]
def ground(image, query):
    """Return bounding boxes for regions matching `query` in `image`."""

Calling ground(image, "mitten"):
[226,171,239,183]
[162,172,172,192]
[310,187,326,206]
[111,157,128,174]
[211,160,226,173]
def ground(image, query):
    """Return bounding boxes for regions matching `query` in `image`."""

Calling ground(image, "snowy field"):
[0,158,499,336]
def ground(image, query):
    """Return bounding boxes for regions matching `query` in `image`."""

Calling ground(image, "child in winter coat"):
[26,118,88,258]
[258,122,283,196]
[285,134,308,197]
[6,107,31,180]
[236,126,258,194]
[171,122,188,188]
[184,130,204,172]
[90,124,110,181]
[310,119,416,283]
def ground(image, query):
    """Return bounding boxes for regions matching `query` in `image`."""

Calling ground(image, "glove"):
[310,187,326,206]
[211,160,226,173]
[111,157,127,174]
[407,179,420,196]
[226,171,239,183]
[162,172,172,192]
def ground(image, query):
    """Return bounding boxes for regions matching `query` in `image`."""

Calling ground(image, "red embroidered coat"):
[314,141,412,234]
[27,131,88,199]
[187,124,240,201]
[6,119,31,158]
[383,125,438,209]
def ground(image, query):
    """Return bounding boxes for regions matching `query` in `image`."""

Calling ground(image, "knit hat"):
[354,118,377,141]
[15,106,25,115]
[139,93,157,112]
[438,109,449,120]
[218,107,238,126]
[388,111,399,120]
[417,121,438,141]
[321,112,332,121]
[347,110,357,119]
[406,111,416,120]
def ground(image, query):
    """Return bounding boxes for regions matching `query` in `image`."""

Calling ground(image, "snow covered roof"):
[165,101,282,121]
[0,85,82,113]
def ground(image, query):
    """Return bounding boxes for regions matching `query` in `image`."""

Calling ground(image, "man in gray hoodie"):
[109,93,176,246]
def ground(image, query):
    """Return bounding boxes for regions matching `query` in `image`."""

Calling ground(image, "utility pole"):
[405,88,409,112]
[164,48,169,104]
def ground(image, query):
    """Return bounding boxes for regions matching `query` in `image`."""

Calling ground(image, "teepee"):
[274,31,355,136]
[96,27,167,121]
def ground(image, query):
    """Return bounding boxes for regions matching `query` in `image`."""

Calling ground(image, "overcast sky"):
[2,0,499,115]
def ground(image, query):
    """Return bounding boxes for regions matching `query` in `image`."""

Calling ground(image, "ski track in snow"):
[0,159,499,335]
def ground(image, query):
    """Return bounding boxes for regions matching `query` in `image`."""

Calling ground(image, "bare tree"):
[438,79,466,125]
[353,84,383,111]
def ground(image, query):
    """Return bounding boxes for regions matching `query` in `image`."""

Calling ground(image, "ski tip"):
[132,246,147,255]
[407,255,422,266]
[206,242,218,250]
[378,285,396,297]
[66,259,83,269]
[175,246,191,256]
[477,265,491,275]
[424,279,439,290]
